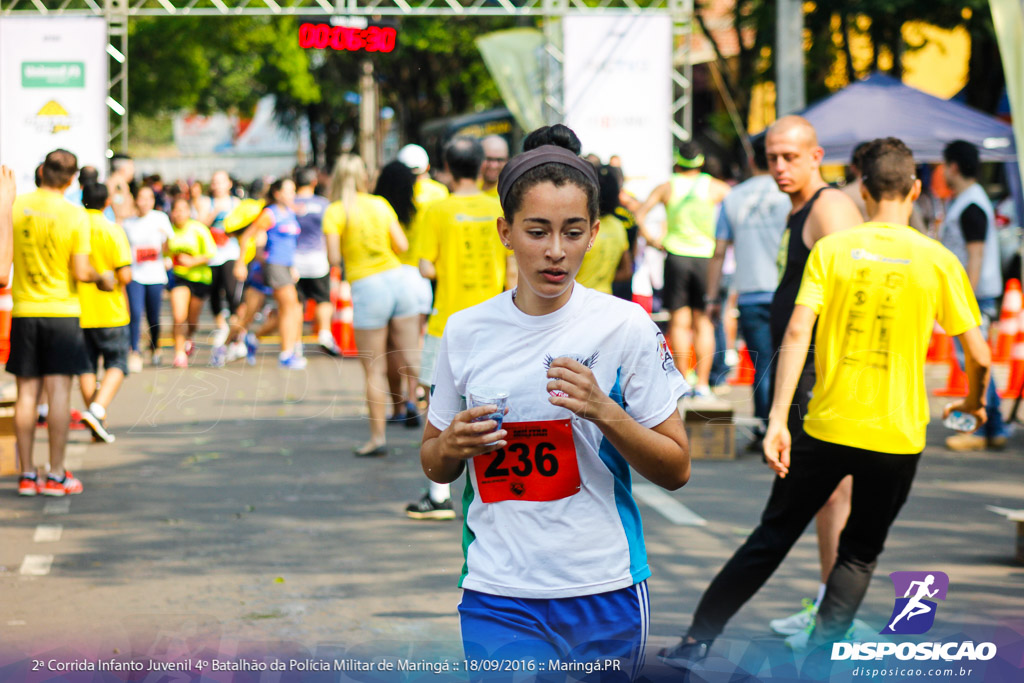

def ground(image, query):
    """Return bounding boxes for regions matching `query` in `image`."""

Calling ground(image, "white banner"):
[0,17,109,189]
[563,15,672,199]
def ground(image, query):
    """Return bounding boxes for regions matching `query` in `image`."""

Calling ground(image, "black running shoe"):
[80,410,115,443]
[405,492,455,521]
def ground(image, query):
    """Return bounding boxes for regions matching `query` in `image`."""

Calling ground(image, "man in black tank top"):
[661,117,864,664]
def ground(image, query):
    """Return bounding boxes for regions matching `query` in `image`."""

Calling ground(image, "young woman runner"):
[420,126,691,679]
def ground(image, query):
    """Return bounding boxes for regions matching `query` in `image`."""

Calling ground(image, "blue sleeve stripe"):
[597,368,651,584]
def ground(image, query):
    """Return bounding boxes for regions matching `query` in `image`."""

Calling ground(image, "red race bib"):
[135,246,160,263]
[472,419,581,504]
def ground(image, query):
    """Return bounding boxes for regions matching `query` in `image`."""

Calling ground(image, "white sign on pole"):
[563,15,672,199]
[0,17,109,189]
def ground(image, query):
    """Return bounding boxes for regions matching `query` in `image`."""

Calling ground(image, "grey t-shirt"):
[716,174,789,302]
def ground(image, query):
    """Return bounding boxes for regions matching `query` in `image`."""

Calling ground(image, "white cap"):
[397,144,430,174]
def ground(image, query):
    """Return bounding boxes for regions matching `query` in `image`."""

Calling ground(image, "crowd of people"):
[0,114,1013,677]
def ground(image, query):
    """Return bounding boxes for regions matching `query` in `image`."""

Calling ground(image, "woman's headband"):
[497,145,600,209]
[674,150,705,169]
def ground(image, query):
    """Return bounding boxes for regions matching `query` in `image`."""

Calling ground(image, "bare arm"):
[388,220,409,255]
[115,265,133,286]
[635,182,671,248]
[546,357,690,489]
[635,182,670,223]
[808,190,862,244]
[705,238,730,321]
[943,326,991,429]
[326,233,341,268]
[72,254,115,292]
[419,257,437,281]
[762,305,818,477]
[964,242,984,291]
[0,166,15,286]
[420,406,509,484]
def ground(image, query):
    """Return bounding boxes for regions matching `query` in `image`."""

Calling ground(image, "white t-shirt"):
[123,211,173,285]
[428,284,688,599]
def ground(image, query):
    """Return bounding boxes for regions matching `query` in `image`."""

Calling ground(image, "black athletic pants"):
[688,433,921,643]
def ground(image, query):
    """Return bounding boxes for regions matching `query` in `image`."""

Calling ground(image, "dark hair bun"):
[522,124,582,155]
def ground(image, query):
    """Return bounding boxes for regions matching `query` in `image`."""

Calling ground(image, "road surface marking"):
[19,555,53,576]
[633,483,707,526]
[33,525,63,543]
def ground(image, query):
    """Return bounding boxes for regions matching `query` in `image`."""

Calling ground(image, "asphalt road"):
[0,339,1022,682]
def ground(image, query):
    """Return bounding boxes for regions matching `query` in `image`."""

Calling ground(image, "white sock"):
[279,350,291,361]
[814,582,827,608]
[37,404,49,419]
[429,481,451,504]
[89,402,106,420]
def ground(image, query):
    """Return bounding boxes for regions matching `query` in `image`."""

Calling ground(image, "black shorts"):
[171,278,211,299]
[296,274,331,304]
[83,326,131,375]
[663,253,709,312]
[6,317,91,377]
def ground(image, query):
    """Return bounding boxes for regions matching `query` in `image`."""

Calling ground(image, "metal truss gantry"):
[1,0,695,150]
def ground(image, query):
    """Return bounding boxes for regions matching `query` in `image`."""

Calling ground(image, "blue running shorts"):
[459,581,649,682]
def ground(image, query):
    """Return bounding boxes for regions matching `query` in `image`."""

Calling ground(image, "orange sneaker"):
[18,475,40,497]
[41,471,83,497]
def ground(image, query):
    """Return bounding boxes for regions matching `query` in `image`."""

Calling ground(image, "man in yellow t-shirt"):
[9,149,114,498]
[405,136,513,520]
[576,214,628,294]
[78,183,133,444]
[662,139,991,663]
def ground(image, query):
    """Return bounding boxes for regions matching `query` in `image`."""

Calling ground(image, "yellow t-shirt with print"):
[414,177,449,210]
[168,220,216,284]
[417,192,506,338]
[79,210,132,329]
[322,193,402,282]
[400,178,449,268]
[576,214,629,294]
[12,189,91,318]
[795,222,981,454]
[398,212,426,268]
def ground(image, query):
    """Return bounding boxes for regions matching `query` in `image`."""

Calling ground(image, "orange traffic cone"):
[993,279,1021,363]
[927,325,952,363]
[0,284,11,364]
[728,344,756,386]
[331,280,358,357]
[933,354,968,398]
[999,309,1024,399]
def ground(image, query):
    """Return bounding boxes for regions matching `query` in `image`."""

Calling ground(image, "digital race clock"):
[297,23,397,53]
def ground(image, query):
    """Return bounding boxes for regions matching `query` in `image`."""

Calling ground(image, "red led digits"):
[297,23,397,53]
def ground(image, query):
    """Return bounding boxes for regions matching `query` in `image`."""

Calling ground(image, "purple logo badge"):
[880,571,949,635]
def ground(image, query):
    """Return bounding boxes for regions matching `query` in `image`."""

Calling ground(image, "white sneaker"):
[225,341,247,363]
[770,599,817,636]
[128,352,143,374]
[210,326,230,348]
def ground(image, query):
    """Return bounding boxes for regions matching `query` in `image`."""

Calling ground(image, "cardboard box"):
[681,398,735,460]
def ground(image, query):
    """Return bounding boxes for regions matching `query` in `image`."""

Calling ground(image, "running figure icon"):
[888,574,939,631]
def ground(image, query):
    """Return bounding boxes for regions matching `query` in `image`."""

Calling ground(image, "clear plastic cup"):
[943,410,978,433]
[467,386,509,441]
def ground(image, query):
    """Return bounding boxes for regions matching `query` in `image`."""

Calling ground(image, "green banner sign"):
[21,62,85,88]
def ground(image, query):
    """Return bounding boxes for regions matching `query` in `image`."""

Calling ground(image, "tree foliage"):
[278,16,517,169]
[699,0,1004,145]
[128,16,320,119]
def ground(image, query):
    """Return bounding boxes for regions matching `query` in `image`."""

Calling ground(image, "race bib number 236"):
[472,420,581,504]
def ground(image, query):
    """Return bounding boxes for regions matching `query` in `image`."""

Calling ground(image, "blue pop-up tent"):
[770,73,1017,165]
